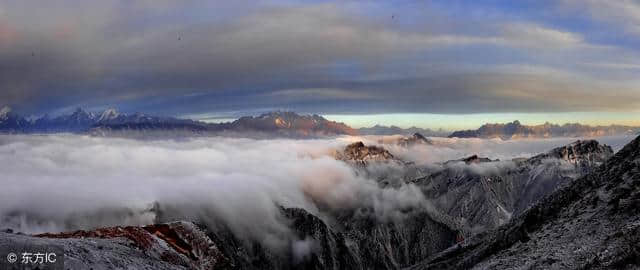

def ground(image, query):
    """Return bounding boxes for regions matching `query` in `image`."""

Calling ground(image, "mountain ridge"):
[410,135,640,269]
[449,120,639,139]
[2,107,639,139]
[358,125,449,137]
[0,108,356,138]
[413,139,613,236]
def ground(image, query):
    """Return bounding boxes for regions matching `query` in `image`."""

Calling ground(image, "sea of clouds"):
[357,134,633,165]
[0,134,634,250]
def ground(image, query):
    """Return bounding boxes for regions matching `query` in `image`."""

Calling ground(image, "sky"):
[1,0,640,129]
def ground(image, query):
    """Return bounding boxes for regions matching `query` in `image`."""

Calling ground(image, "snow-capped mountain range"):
[0,107,356,138]
[2,106,638,139]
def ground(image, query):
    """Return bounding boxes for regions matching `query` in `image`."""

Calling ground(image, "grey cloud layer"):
[1,1,639,115]
[0,135,426,247]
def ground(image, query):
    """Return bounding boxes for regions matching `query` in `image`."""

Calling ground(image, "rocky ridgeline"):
[413,140,613,235]
[397,133,433,147]
[411,135,640,269]
[333,139,612,238]
[335,141,399,166]
[1,206,457,270]
[358,125,449,137]
[2,221,225,270]
[443,154,497,165]
[528,139,613,167]
[230,111,357,137]
[448,120,639,139]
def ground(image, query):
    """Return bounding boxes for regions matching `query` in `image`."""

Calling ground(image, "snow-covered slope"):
[411,140,613,235]
[410,135,640,269]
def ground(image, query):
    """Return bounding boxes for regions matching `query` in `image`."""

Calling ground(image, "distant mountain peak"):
[0,106,29,131]
[0,106,12,120]
[231,111,356,136]
[1,109,358,138]
[548,139,613,163]
[64,107,96,122]
[449,120,640,139]
[412,132,427,140]
[260,111,303,117]
[444,154,497,165]
[359,125,449,137]
[335,141,398,165]
[397,132,434,147]
[255,111,326,121]
[520,139,613,172]
[461,154,496,164]
[98,108,119,122]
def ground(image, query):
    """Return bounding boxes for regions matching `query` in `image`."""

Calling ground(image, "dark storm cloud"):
[1,1,639,116]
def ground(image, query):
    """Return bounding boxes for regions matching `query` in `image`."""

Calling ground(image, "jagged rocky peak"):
[232,111,358,136]
[461,154,497,164]
[66,107,96,122]
[261,111,327,126]
[413,132,427,140]
[398,132,434,147]
[548,139,613,162]
[529,139,613,167]
[336,141,397,164]
[0,106,12,120]
[98,108,119,122]
[444,154,497,165]
[0,106,29,131]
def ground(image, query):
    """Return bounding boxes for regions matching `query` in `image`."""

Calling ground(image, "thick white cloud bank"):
[0,134,634,247]
[0,134,425,249]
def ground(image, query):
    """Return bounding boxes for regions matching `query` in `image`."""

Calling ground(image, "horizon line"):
[4,105,640,131]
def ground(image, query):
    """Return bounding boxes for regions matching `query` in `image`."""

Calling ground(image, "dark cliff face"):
[189,207,364,270]
[179,206,456,270]
[2,206,455,270]
[411,135,640,270]
[413,140,613,235]
[335,210,458,269]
